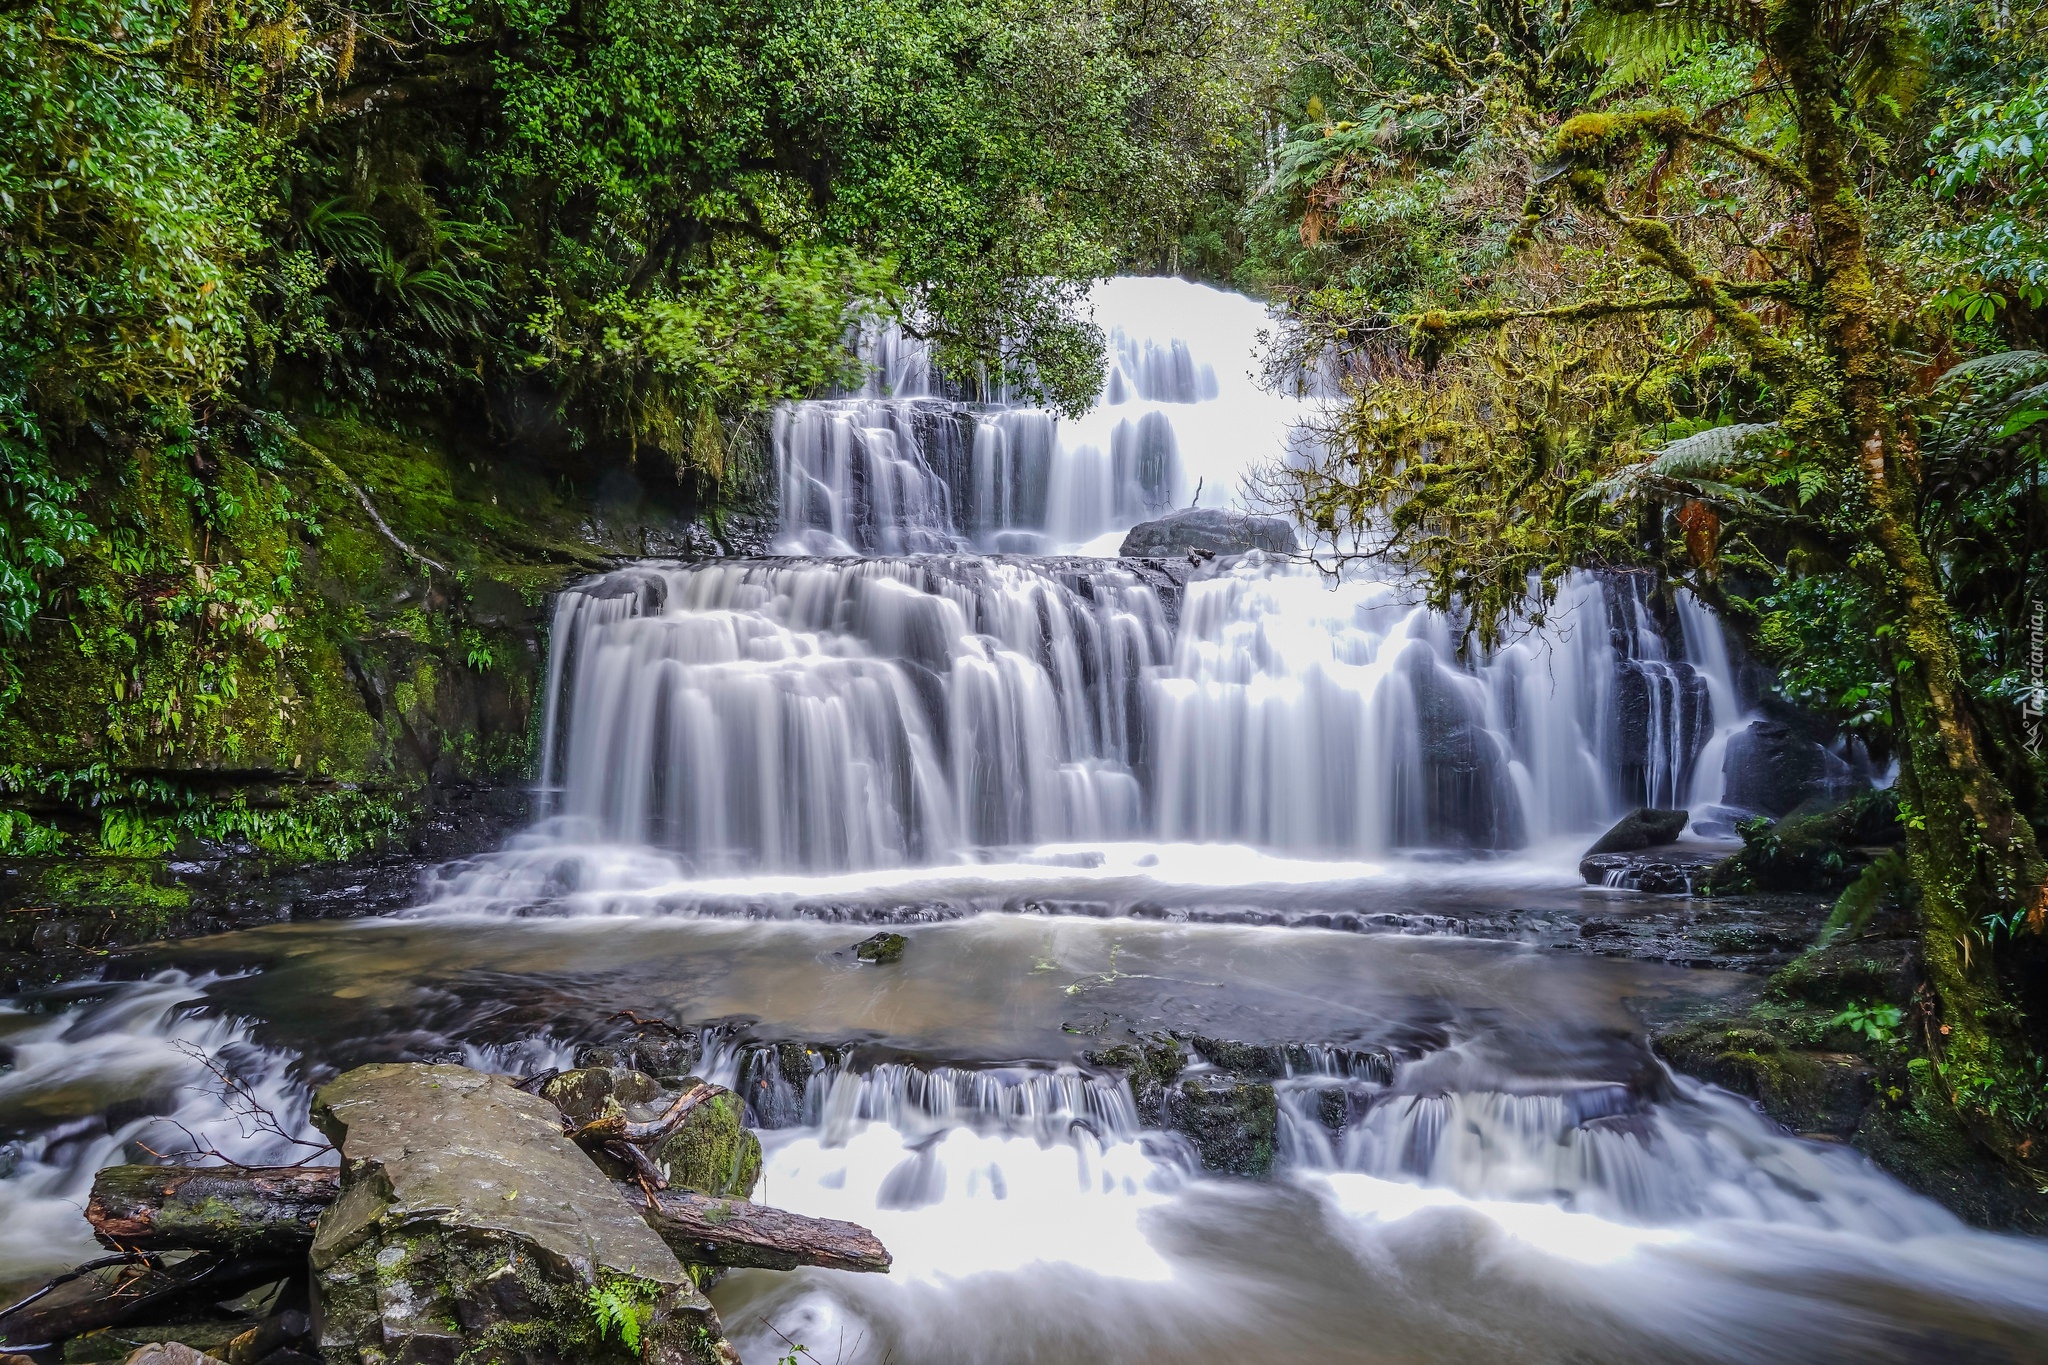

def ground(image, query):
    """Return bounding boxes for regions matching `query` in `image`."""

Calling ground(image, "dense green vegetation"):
[1232,0,2048,1186]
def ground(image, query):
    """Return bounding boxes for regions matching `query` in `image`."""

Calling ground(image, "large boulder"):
[1722,719,1861,816]
[309,1063,731,1365]
[1584,807,1689,856]
[1119,507,1298,558]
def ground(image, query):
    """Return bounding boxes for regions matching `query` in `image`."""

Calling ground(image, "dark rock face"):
[1118,507,1299,558]
[309,1063,726,1365]
[1401,645,1525,850]
[1585,807,1690,856]
[1163,1074,1278,1177]
[1086,1035,1188,1127]
[1187,1037,1393,1084]
[736,1042,842,1129]
[1610,660,1713,807]
[1723,719,1862,816]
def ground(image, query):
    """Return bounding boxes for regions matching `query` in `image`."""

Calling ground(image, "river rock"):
[854,931,907,963]
[1118,507,1298,558]
[1584,807,1689,856]
[308,1063,729,1365]
[1722,720,1861,816]
[1086,1034,1187,1125]
[736,1042,841,1129]
[1163,1074,1277,1177]
[652,1087,762,1199]
[118,1346,226,1365]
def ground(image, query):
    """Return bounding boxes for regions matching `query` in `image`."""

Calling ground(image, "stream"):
[3,277,2046,1363]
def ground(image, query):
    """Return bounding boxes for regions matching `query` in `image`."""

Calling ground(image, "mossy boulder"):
[1654,1024,1876,1137]
[309,1063,732,1365]
[653,1087,762,1200]
[1705,790,1902,895]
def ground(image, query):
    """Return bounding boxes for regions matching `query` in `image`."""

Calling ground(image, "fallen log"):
[632,1186,892,1273]
[0,1252,292,1351]
[80,1161,890,1275]
[88,1165,339,1257]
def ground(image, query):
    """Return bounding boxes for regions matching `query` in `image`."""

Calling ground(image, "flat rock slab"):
[310,1063,723,1365]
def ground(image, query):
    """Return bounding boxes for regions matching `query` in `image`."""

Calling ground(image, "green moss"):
[654,1089,763,1199]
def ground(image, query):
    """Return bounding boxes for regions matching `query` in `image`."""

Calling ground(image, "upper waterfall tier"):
[535,557,1735,874]
[776,278,1311,556]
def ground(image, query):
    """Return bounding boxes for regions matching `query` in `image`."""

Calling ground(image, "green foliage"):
[1833,1000,1907,1045]
[1924,78,2048,319]
[585,1275,661,1355]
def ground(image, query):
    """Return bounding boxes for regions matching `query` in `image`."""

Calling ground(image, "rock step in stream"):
[0,1063,889,1365]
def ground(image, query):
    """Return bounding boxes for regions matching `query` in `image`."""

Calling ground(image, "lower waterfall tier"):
[534,556,1732,875]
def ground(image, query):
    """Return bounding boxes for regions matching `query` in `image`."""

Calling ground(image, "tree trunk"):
[89,1164,339,1258]
[629,1185,893,1273]
[1778,0,2048,1163]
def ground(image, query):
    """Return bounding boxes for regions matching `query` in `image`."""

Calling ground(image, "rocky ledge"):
[0,1062,889,1365]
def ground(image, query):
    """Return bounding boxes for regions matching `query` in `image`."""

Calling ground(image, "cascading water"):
[530,275,1770,882]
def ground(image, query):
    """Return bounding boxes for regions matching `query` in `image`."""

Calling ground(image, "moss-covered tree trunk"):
[1777,0,2047,1161]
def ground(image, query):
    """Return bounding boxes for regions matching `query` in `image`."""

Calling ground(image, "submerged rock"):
[853,931,907,964]
[309,1063,730,1365]
[1118,507,1298,558]
[1584,807,1689,856]
[1164,1074,1278,1177]
[1086,1034,1187,1126]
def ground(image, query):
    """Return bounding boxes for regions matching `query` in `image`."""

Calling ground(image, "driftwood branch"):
[570,1081,719,1147]
[0,1251,294,1350]
[88,1165,341,1258]
[632,1187,892,1273]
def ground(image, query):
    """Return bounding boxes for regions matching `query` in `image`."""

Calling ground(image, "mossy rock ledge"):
[309,1062,737,1365]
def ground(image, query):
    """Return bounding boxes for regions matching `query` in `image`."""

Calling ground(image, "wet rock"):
[1400,646,1525,850]
[1611,662,1711,804]
[1583,807,1689,856]
[1654,1025,1875,1138]
[1085,1035,1186,1125]
[1722,720,1862,816]
[1118,507,1298,558]
[576,1025,703,1086]
[1164,1074,1277,1177]
[309,1062,727,1365]
[736,1042,839,1129]
[1579,845,1723,894]
[1187,1038,1392,1084]
[651,1087,762,1200]
[540,1067,662,1126]
[118,1346,226,1365]
[853,932,907,964]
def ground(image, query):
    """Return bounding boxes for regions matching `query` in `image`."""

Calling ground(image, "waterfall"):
[531,277,1760,876]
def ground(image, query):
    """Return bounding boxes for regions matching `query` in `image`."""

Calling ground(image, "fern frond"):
[1931,349,2048,395]
[1576,422,1787,513]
